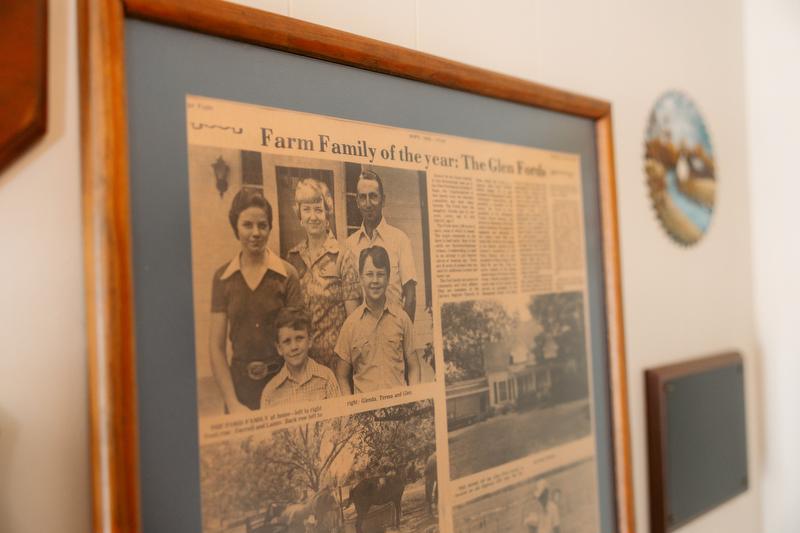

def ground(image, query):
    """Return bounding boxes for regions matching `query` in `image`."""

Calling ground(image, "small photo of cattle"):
[200,400,439,533]
[442,292,592,480]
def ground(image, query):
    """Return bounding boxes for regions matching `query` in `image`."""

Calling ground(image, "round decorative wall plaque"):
[644,91,715,246]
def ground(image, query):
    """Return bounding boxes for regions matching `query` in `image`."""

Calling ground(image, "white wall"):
[0,1,89,533]
[744,1,800,532]
[0,0,764,532]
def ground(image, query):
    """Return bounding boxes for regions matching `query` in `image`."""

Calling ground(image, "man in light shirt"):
[524,483,561,533]
[346,170,418,321]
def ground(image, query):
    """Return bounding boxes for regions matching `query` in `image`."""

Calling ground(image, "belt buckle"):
[246,361,268,380]
[246,361,281,380]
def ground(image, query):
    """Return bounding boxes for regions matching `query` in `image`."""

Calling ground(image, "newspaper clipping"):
[186,95,600,533]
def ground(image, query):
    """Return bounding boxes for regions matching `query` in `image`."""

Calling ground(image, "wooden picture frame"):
[79,1,634,532]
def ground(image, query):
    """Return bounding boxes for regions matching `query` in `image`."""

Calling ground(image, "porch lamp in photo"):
[212,155,230,198]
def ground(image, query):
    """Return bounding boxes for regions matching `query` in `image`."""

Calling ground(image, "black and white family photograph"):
[199,400,439,533]
[442,292,592,479]
[187,147,435,416]
[452,459,598,533]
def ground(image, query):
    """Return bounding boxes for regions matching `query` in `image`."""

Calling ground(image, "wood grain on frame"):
[79,0,141,532]
[80,1,634,532]
[0,0,47,174]
[124,0,609,119]
[597,114,635,533]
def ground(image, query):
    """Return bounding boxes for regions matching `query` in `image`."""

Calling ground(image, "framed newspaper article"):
[80,1,634,533]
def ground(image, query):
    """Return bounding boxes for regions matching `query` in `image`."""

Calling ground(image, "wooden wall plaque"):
[646,352,748,533]
[0,0,47,174]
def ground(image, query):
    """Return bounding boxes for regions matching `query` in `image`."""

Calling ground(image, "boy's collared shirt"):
[261,358,341,407]
[334,301,415,394]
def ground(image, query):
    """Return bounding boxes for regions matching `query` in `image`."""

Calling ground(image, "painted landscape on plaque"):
[644,91,715,246]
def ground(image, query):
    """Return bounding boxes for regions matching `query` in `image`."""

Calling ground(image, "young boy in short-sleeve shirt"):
[334,246,420,394]
[261,307,340,407]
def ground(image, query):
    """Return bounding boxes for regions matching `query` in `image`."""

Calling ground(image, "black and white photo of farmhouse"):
[453,459,598,533]
[200,400,439,533]
[443,291,592,479]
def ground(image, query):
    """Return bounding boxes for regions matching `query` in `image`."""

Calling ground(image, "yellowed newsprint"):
[185,95,600,533]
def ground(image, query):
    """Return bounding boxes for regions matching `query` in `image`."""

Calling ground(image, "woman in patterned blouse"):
[285,178,361,371]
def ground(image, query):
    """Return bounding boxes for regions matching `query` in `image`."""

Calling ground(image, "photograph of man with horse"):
[199,400,439,533]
